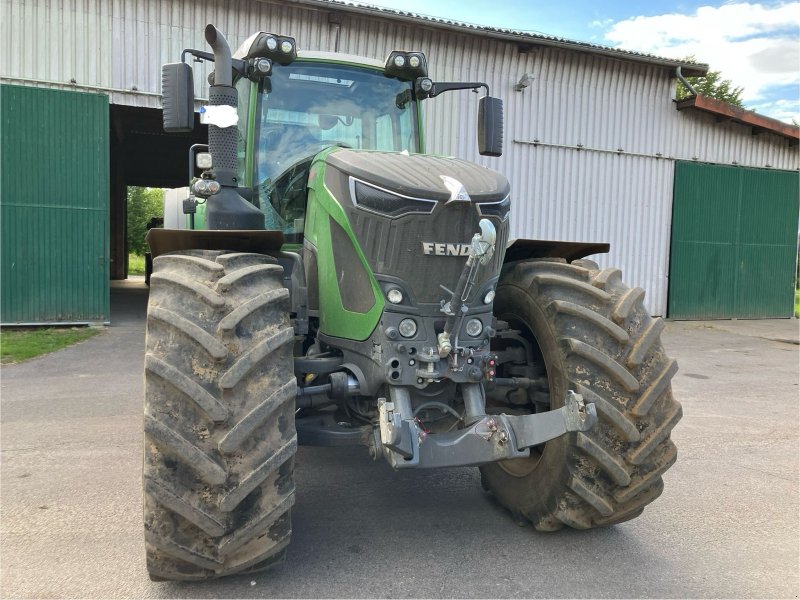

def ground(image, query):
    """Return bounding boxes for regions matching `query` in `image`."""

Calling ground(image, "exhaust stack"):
[203,24,264,230]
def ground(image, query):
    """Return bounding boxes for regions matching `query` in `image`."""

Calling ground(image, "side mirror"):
[478,96,503,157]
[162,63,195,132]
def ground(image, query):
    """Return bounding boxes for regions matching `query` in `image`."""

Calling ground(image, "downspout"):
[675,66,697,96]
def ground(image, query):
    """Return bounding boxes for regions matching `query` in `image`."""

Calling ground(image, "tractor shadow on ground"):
[153,446,685,599]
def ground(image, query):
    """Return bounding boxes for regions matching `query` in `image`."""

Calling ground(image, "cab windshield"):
[243,62,419,239]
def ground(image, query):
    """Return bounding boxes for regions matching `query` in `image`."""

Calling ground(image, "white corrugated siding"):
[3,0,798,314]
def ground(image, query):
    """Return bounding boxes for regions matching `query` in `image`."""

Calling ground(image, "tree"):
[676,57,745,107]
[127,187,165,255]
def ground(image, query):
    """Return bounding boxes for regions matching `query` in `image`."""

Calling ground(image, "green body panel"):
[189,60,422,338]
[669,161,799,319]
[244,83,259,188]
[0,85,110,324]
[187,201,207,229]
[417,102,425,153]
[304,149,385,340]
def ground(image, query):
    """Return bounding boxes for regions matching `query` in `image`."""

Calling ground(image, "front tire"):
[143,251,296,580]
[481,259,681,530]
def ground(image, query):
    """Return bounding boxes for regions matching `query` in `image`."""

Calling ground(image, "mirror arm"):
[429,82,489,98]
[180,49,249,78]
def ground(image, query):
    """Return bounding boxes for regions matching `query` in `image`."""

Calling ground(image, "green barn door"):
[1,85,109,324]
[669,161,799,319]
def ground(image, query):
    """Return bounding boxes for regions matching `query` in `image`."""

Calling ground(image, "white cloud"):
[602,2,800,121]
[589,18,614,29]
[749,97,800,122]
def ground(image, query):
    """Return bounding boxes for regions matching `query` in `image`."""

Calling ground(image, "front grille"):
[323,152,510,306]
[351,201,508,304]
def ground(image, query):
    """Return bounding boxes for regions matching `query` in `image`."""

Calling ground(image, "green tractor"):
[144,24,682,581]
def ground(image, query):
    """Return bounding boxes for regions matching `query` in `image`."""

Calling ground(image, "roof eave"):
[280,0,709,76]
[676,95,800,143]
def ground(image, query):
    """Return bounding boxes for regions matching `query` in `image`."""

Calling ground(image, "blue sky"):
[358,0,800,123]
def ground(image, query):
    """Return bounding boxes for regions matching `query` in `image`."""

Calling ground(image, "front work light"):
[240,31,298,65]
[195,152,213,170]
[384,51,428,80]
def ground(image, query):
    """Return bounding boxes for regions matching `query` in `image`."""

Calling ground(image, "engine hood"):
[325,149,510,203]
[321,149,510,306]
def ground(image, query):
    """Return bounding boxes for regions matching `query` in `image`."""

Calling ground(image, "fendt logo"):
[422,242,472,256]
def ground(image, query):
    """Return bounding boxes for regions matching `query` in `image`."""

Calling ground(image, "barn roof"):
[288,0,709,76]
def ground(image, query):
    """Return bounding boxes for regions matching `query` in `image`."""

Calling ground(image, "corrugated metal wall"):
[3,0,798,314]
[0,85,109,324]
[669,162,799,319]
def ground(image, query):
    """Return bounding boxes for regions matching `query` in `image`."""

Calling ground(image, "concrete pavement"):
[1,280,798,598]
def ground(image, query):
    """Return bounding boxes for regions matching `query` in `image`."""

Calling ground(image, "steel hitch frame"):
[376,390,597,469]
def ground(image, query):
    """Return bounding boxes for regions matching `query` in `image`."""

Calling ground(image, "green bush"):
[127,187,164,256]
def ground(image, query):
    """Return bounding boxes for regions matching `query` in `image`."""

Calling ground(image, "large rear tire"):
[481,259,681,530]
[143,250,296,581]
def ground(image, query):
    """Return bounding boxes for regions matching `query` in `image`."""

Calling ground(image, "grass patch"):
[129,254,146,276]
[1,327,102,364]
[795,288,799,318]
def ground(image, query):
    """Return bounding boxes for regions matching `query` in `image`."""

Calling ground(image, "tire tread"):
[481,259,681,530]
[143,250,296,580]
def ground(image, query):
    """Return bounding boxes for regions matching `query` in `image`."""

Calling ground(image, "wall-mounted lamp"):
[514,73,535,92]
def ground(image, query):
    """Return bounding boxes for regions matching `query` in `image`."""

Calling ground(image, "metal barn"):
[1,0,798,323]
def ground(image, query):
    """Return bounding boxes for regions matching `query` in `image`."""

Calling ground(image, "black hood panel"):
[326,149,510,202]
[323,154,510,305]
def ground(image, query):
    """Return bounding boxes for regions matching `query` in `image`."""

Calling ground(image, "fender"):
[146,228,284,259]
[503,239,610,264]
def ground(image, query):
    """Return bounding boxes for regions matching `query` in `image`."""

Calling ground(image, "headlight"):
[265,36,278,51]
[398,318,417,338]
[352,179,436,218]
[280,40,294,53]
[408,55,421,68]
[255,58,272,73]
[466,318,483,337]
[476,196,511,221]
[393,55,406,68]
[483,290,495,304]
[387,289,403,304]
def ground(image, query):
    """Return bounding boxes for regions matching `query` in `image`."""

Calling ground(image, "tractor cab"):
[161,28,503,233]
[235,54,422,240]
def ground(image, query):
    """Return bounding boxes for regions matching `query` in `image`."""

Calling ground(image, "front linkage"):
[377,389,595,469]
[297,219,597,469]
